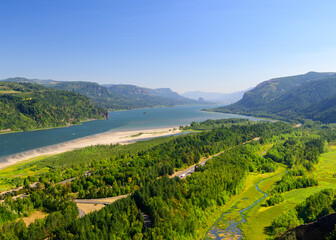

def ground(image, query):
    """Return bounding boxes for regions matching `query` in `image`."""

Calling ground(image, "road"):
[56,171,91,185]
[78,207,85,218]
[74,194,129,205]
[142,212,151,228]
[172,150,227,179]
[174,137,260,179]
[57,177,77,185]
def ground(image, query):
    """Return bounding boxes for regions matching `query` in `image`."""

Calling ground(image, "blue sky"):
[1,0,336,93]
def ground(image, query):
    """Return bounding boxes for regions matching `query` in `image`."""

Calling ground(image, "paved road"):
[174,137,260,179]
[57,171,91,185]
[57,177,77,185]
[75,200,110,205]
[173,150,226,179]
[74,194,129,205]
[78,207,85,218]
[142,212,151,228]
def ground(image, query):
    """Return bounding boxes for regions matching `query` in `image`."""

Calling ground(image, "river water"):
[0,105,259,159]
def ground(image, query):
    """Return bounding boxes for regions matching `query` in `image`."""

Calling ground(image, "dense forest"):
[1,78,203,110]
[0,82,108,131]
[211,72,336,123]
[0,119,336,239]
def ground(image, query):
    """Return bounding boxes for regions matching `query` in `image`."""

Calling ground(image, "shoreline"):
[0,104,212,136]
[0,126,181,170]
[0,118,101,135]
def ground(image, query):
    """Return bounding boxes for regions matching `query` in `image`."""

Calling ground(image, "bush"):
[266,194,284,206]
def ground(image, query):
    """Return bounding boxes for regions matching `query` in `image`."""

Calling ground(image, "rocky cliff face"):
[276,213,336,240]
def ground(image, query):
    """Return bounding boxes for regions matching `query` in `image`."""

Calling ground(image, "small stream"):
[204,178,268,240]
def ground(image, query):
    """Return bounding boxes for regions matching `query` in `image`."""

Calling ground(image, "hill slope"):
[2,78,203,110]
[235,72,336,108]
[276,213,336,240]
[103,84,201,109]
[211,72,336,123]
[0,82,108,132]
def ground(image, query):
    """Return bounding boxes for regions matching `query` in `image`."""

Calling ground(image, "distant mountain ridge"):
[211,72,336,123]
[101,84,190,101]
[1,78,205,110]
[182,89,250,104]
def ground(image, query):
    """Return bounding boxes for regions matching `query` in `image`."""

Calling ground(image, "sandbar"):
[0,127,181,170]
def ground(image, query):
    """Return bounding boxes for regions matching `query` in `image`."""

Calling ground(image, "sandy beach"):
[0,127,181,170]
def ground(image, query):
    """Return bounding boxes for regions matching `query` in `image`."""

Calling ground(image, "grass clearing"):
[241,144,336,240]
[257,143,274,155]
[0,90,20,94]
[20,210,48,226]
[76,203,105,215]
[0,157,49,192]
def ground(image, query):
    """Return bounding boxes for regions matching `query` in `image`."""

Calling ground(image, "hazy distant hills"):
[182,89,250,104]
[211,72,336,123]
[102,84,195,104]
[1,78,204,110]
[0,81,107,131]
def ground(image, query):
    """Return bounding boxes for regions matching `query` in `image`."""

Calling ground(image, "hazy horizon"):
[3,71,333,95]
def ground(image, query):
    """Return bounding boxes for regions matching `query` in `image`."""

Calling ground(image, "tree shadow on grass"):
[264,225,274,236]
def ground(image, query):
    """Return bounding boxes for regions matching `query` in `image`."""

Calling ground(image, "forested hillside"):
[103,84,201,109]
[1,119,336,239]
[211,72,336,123]
[0,82,108,132]
[2,78,203,110]
[230,72,336,108]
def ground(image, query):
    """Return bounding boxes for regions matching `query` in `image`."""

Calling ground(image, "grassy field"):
[20,210,48,226]
[257,143,274,155]
[0,156,49,192]
[0,90,20,94]
[240,144,336,240]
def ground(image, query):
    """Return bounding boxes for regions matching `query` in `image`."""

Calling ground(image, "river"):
[0,105,259,160]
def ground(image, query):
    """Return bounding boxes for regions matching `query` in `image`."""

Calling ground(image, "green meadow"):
[240,144,336,240]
